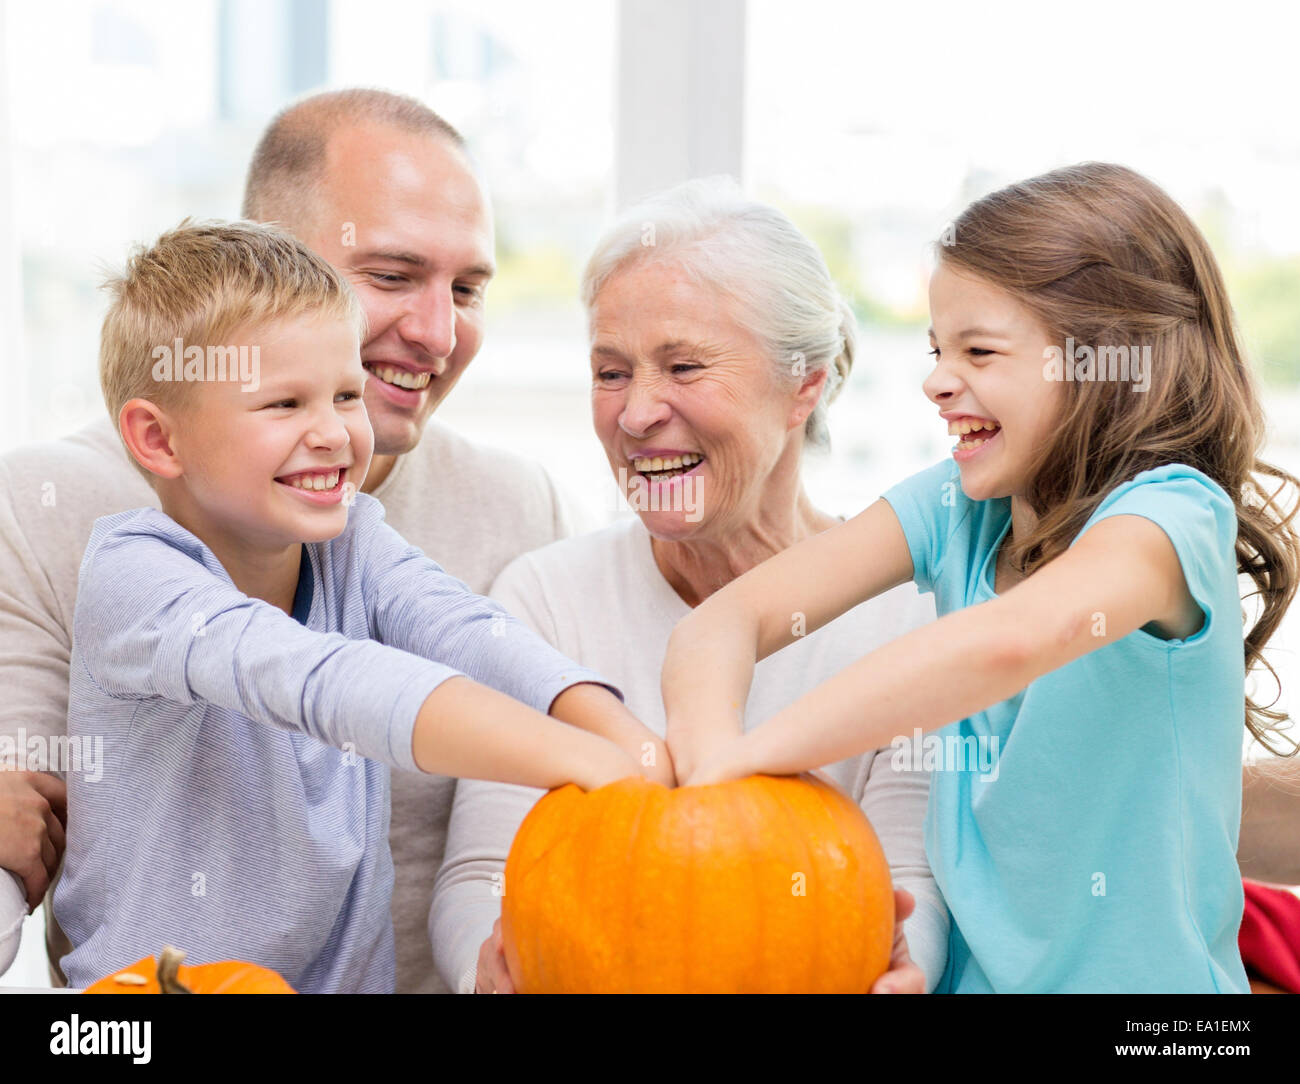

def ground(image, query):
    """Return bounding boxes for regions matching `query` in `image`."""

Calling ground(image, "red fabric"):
[1239,878,1300,993]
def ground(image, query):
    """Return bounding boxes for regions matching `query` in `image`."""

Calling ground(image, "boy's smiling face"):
[163,312,374,557]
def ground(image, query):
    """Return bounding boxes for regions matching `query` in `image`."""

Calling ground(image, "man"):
[1240,758,1300,885]
[0,88,577,993]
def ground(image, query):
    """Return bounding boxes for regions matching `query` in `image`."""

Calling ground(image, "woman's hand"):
[0,769,67,911]
[475,917,515,993]
[869,888,926,994]
[680,733,753,787]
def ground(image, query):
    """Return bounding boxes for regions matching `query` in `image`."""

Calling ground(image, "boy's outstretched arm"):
[661,499,915,781]
[547,682,674,786]
[77,523,642,795]
[410,678,640,792]
[362,520,673,786]
[688,513,1199,783]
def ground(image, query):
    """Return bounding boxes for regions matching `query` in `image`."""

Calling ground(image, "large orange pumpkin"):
[501,773,894,993]
[83,945,296,994]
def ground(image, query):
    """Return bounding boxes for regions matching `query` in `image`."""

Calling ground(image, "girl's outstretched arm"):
[661,499,916,781]
[687,512,1199,783]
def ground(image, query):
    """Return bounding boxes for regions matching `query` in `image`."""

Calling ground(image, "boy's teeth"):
[284,471,340,491]
[370,365,431,390]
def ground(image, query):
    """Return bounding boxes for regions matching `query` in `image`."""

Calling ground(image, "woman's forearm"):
[661,608,756,766]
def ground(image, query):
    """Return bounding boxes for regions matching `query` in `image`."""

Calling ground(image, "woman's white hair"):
[581,176,856,451]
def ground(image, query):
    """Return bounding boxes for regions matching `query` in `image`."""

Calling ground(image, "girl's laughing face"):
[924,262,1065,501]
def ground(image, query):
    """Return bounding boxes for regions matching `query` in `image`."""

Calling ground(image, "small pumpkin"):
[83,945,296,994]
[501,773,894,993]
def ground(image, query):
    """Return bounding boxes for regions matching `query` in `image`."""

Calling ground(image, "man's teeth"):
[369,365,431,390]
[632,452,704,473]
[282,471,340,491]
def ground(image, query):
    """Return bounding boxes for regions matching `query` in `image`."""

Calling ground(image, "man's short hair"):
[241,88,465,227]
[99,218,367,477]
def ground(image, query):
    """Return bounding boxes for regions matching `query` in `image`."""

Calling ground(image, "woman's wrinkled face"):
[589,260,812,541]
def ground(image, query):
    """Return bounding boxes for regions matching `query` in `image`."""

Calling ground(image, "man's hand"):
[869,888,926,994]
[475,917,515,993]
[0,769,67,911]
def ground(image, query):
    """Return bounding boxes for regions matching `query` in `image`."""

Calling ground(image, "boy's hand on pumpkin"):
[637,736,678,787]
[869,888,925,994]
[550,684,673,786]
[0,769,67,911]
[475,917,515,994]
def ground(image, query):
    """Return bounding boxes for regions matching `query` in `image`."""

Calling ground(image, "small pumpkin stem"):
[157,945,194,994]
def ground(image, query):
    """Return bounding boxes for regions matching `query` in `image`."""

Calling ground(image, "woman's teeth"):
[368,364,431,390]
[282,471,340,491]
[633,452,704,480]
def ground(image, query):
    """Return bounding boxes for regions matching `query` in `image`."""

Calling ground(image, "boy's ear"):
[119,398,184,480]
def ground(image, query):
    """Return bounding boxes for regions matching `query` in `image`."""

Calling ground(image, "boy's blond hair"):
[99,218,367,479]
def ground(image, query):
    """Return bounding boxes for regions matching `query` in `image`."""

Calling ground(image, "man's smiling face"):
[299,124,496,460]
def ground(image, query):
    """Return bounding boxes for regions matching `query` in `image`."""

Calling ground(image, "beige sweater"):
[0,414,572,993]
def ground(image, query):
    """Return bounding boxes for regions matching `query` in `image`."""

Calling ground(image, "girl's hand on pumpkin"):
[475,918,515,994]
[0,769,67,911]
[869,888,926,994]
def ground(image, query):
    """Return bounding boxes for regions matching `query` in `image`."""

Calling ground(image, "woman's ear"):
[119,398,185,480]
[787,362,832,430]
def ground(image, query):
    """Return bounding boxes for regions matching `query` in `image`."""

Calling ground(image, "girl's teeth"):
[948,419,1000,436]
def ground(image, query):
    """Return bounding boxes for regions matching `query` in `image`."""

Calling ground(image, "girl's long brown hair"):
[941,162,1300,754]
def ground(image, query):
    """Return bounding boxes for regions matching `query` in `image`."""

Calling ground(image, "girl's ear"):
[119,398,185,480]
[788,363,832,431]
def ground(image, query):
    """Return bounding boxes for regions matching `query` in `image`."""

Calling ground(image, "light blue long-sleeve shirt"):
[53,494,614,992]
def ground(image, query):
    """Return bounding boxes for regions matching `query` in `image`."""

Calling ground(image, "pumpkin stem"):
[157,945,194,994]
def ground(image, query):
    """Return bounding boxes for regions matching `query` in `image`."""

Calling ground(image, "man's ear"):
[788,363,832,431]
[119,398,184,480]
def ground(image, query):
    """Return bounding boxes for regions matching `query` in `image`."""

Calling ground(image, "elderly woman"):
[428,179,948,993]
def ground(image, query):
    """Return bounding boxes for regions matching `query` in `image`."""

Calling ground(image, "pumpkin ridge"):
[810,773,893,988]
[617,778,654,993]
[721,778,764,992]
[765,774,821,992]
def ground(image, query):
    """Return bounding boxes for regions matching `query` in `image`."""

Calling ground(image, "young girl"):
[661,162,1300,993]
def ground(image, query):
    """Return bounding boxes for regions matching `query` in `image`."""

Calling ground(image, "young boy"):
[52,220,663,992]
